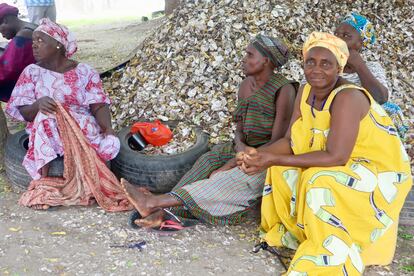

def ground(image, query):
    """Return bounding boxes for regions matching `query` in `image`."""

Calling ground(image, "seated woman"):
[238,32,412,275]
[6,18,131,212]
[122,34,298,227]
[334,12,408,139]
[0,3,36,102]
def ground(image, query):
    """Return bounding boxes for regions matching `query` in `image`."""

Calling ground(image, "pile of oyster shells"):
[104,0,413,158]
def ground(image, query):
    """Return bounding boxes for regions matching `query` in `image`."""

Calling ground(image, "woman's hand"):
[36,96,57,115]
[239,146,275,175]
[345,50,365,72]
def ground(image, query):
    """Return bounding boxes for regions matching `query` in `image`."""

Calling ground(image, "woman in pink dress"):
[6,18,130,211]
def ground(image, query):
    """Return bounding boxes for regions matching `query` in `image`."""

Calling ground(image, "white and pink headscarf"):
[35,18,78,58]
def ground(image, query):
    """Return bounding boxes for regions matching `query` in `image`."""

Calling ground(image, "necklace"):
[311,94,328,118]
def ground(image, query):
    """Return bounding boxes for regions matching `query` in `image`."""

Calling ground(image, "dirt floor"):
[0,19,413,276]
[72,18,164,74]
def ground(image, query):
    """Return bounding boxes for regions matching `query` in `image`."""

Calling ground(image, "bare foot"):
[135,209,165,228]
[137,187,151,195]
[121,178,154,217]
[31,204,50,210]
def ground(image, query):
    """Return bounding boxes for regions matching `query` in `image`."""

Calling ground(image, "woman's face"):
[334,23,362,51]
[0,16,17,40]
[32,31,63,62]
[242,44,267,76]
[304,47,340,89]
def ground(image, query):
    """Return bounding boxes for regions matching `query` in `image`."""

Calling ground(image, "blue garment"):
[382,102,409,141]
[25,0,54,7]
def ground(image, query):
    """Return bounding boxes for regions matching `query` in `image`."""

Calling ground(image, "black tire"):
[111,123,209,193]
[4,130,63,193]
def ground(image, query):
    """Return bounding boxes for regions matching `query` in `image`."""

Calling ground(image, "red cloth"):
[0,3,18,20]
[19,103,133,212]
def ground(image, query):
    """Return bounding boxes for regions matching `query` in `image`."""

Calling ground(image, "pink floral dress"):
[6,63,120,180]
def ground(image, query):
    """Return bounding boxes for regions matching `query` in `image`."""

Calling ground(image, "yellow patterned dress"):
[260,84,412,275]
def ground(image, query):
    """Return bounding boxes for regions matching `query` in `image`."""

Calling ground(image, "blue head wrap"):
[342,12,376,47]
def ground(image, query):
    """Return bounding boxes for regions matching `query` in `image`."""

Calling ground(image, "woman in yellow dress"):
[238,32,412,275]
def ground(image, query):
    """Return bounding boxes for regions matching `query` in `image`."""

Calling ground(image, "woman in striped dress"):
[122,34,298,227]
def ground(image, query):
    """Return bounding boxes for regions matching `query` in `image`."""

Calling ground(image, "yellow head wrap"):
[303,32,349,73]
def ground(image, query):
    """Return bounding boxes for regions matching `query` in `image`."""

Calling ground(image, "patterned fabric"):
[169,143,236,222]
[382,102,409,141]
[260,84,412,275]
[342,61,408,140]
[168,75,295,224]
[0,36,35,102]
[170,167,265,225]
[251,34,289,68]
[6,63,120,180]
[303,31,349,73]
[18,103,133,212]
[0,3,18,19]
[25,0,54,7]
[342,12,376,47]
[35,18,77,58]
[233,73,294,147]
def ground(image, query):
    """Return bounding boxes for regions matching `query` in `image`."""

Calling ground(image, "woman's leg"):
[173,143,235,190]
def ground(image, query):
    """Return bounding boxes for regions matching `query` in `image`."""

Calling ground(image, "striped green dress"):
[169,73,295,225]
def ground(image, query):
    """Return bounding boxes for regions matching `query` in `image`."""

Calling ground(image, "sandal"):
[128,209,197,233]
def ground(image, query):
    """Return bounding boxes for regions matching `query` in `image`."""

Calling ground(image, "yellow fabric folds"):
[260,84,412,275]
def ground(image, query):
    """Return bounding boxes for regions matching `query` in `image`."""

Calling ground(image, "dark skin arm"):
[90,103,115,135]
[234,78,253,153]
[240,87,370,175]
[212,82,296,177]
[236,84,304,167]
[18,96,57,122]
[347,50,388,104]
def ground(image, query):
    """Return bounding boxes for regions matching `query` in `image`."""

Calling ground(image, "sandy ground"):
[0,19,413,276]
[72,18,164,74]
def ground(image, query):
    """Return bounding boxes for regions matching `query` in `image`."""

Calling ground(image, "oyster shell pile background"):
[104,0,413,159]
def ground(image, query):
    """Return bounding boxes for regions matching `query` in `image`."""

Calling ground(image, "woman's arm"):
[90,103,115,135]
[18,96,57,122]
[347,50,388,103]
[260,83,296,146]
[242,88,370,174]
[236,85,304,168]
[234,78,254,152]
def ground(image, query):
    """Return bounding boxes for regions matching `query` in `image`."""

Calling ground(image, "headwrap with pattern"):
[342,12,376,47]
[251,34,289,68]
[303,32,349,73]
[35,18,77,58]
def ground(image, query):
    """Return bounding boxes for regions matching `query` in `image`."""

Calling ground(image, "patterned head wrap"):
[303,32,349,73]
[251,34,289,68]
[342,12,376,47]
[35,18,77,58]
[0,3,19,21]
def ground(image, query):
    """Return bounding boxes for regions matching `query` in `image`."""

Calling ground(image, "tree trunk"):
[0,104,9,171]
[165,0,180,15]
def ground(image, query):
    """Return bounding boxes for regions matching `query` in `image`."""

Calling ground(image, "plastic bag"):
[130,120,173,146]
